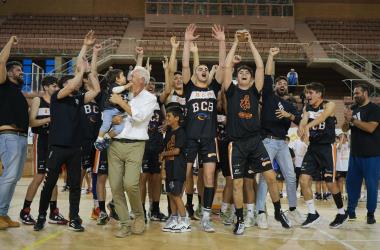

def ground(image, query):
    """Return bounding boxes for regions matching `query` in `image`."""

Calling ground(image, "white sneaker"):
[173,218,191,233]
[201,218,215,233]
[162,216,177,232]
[287,209,305,226]
[257,213,268,229]
[244,214,255,228]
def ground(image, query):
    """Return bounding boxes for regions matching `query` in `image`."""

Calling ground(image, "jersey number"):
[192,102,213,113]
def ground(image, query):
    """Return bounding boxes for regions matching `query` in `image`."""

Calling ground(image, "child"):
[94,69,131,151]
[161,107,190,233]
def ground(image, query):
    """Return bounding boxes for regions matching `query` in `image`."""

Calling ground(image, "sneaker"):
[367,213,376,224]
[314,193,322,201]
[220,210,233,225]
[49,208,68,225]
[195,205,202,219]
[244,214,255,228]
[33,216,46,231]
[329,212,348,229]
[150,212,168,222]
[233,221,245,235]
[257,213,268,229]
[275,211,291,229]
[287,209,305,225]
[348,212,357,221]
[107,201,119,221]
[162,216,178,232]
[91,207,100,220]
[301,212,320,228]
[94,139,109,151]
[97,212,110,225]
[201,218,215,233]
[323,192,332,200]
[115,225,131,238]
[68,218,84,232]
[20,207,36,225]
[173,218,191,233]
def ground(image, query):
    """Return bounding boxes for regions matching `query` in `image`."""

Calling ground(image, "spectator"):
[287,68,298,86]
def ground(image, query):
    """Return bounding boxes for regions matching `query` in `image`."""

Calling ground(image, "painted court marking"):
[22,230,64,250]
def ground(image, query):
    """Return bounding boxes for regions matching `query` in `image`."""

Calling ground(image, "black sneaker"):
[68,218,84,232]
[329,212,348,229]
[20,207,36,225]
[275,211,291,229]
[348,212,357,221]
[150,212,168,222]
[301,212,320,228]
[315,193,322,200]
[49,208,68,225]
[107,201,119,221]
[367,213,376,224]
[233,221,245,235]
[97,212,110,225]
[33,215,46,231]
[323,192,332,200]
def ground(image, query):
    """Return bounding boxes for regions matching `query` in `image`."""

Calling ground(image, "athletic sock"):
[203,208,211,220]
[221,202,229,213]
[246,203,255,217]
[198,194,202,206]
[305,199,316,214]
[167,195,172,215]
[23,200,32,210]
[332,192,345,214]
[99,201,106,213]
[273,201,281,216]
[94,199,99,208]
[152,201,159,214]
[203,187,215,209]
[236,208,244,222]
[186,193,193,206]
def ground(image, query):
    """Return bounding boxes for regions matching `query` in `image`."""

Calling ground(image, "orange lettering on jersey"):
[238,112,253,119]
[166,135,176,160]
[240,95,251,111]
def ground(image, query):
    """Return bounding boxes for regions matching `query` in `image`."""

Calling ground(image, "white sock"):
[305,199,316,214]
[338,208,345,215]
[221,202,229,213]
[94,200,99,208]
[104,133,111,139]
[247,203,255,216]
[231,204,236,214]
[203,208,211,220]
[97,136,104,141]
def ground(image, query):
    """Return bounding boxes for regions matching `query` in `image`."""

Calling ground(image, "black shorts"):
[229,136,272,180]
[312,169,325,181]
[81,141,96,171]
[33,134,49,174]
[92,149,108,175]
[186,138,217,164]
[166,180,184,196]
[218,140,230,177]
[142,147,161,174]
[301,144,335,182]
[335,171,347,180]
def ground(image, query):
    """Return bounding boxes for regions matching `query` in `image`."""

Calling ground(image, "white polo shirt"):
[115,89,157,140]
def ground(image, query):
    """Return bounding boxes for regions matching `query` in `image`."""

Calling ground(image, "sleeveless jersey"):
[81,96,102,142]
[31,97,50,135]
[165,90,186,114]
[306,101,336,144]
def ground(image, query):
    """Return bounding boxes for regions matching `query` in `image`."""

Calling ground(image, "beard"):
[276,89,287,97]
[354,96,365,105]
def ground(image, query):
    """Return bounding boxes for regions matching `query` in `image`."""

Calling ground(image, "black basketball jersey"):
[81,95,102,142]
[31,97,50,135]
[147,99,164,150]
[184,80,220,139]
[165,90,187,115]
[306,100,335,144]
[226,83,261,140]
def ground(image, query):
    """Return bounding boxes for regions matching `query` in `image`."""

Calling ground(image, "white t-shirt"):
[289,139,308,168]
[336,142,350,172]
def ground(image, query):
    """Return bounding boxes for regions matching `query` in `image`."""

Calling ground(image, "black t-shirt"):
[80,94,102,143]
[226,83,261,140]
[350,102,380,157]
[184,80,220,139]
[164,90,187,115]
[217,112,228,142]
[31,97,50,135]
[146,98,164,152]
[0,79,29,132]
[261,75,300,139]
[49,91,85,147]
[164,127,186,181]
[103,82,129,111]
[306,101,336,145]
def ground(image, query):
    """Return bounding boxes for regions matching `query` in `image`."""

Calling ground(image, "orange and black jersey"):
[31,97,50,135]
[184,79,220,139]
[164,127,187,181]
[226,83,261,140]
[306,101,336,145]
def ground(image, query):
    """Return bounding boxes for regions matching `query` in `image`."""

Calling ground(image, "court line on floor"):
[22,230,64,250]
[313,229,357,250]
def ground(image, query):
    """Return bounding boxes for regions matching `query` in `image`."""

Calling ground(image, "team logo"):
[207,153,217,158]
[240,95,251,110]
[197,113,209,120]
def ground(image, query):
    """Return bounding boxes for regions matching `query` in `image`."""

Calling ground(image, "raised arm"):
[212,24,226,84]
[29,97,50,127]
[57,60,85,99]
[0,36,18,84]
[246,32,264,92]
[182,24,199,84]
[169,36,180,73]
[76,30,95,72]
[135,47,144,67]
[223,33,239,92]
[84,44,101,104]
[190,42,199,83]
[208,65,218,85]
[145,57,152,74]
[159,56,172,104]
[265,48,280,76]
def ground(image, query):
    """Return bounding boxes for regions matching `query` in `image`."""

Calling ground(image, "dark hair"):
[305,82,325,97]
[174,71,182,76]
[58,75,74,89]
[107,69,123,85]
[149,76,156,83]
[6,61,22,72]
[237,65,253,77]
[166,106,184,125]
[354,83,370,95]
[275,76,288,84]
[41,76,58,87]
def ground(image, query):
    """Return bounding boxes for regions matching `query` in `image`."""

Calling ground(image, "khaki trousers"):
[108,140,145,226]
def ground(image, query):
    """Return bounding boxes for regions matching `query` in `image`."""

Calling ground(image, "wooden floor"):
[1,178,379,250]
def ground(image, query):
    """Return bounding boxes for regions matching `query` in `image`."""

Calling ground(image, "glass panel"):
[146,3,157,14]
[158,3,169,14]
[171,3,182,15]
[222,4,233,15]
[271,5,282,16]
[283,5,293,16]
[247,5,257,15]
[259,5,269,16]
[183,4,195,15]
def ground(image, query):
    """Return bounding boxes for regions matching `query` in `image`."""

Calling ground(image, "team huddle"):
[0,24,379,237]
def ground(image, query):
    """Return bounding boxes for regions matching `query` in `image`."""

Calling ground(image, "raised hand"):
[135,46,144,55]
[269,47,280,57]
[245,32,253,43]
[212,24,225,41]
[93,44,102,54]
[9,36,18,45]
[84,30,96,46]
[211,64,219,72]
[185,23,199,41]
[162,56,168,70]
[233,55,242,65]
[189,42,198,53]
[170,36,180,49]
